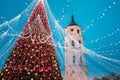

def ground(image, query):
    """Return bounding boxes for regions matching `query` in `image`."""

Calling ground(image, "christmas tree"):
[0,0,62,80]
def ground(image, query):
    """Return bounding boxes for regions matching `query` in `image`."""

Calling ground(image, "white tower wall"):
[64,17,88,80]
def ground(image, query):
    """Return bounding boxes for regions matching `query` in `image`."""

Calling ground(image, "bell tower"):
[64,15,88,80]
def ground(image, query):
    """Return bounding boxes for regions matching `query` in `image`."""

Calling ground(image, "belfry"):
[64,15,88,80]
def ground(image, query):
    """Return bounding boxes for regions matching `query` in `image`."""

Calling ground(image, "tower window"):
[86,71,87,75]
[79,40,81,44]
[72,70,74,74]
[77,29,79,33]
[70,28,74,32]
[80,57,82,64]
[71,40,75,47]
[73,56,75,63]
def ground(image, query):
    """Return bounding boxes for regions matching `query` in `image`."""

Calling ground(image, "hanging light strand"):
[82,1,117,33]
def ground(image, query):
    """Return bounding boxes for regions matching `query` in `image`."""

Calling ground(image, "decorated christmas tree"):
[0,0,62,80]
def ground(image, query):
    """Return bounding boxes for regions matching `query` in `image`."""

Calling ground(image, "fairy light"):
[0,0,119,79]
[91,40,120,51]
[0,1,63,79]
[45,0,120,79]
[0,16,7,24]
[85,27,120,44]
[85,47,120,63]
[96,49,120,54]
[0,0,39,73]
[87,51,120,79]
[83,1,117,33]
[57,0,72,23]
[25,0,30,5]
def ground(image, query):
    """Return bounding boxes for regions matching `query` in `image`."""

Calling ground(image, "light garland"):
[85,47,120,63]
[96,49,120,54]
[0,1,63,79]
[0,0,119,79]
[0,16,7,24]
[91,40,120,51]
[82,1,117,33]
[85,27,120,44]
[44,1,120,79]
[57,0,72,23]
[87,52,120,78]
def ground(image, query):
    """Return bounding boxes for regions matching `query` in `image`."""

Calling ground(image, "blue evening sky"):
[0,0,120,78]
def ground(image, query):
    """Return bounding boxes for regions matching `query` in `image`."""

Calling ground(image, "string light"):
[91,40,120,51]
[85,47,120,63]
[44,0,120,79]
[96,49,120,54]
[0,1,63,79]
[85,27,120,44]
[87,51,120,79]
[57,0,72,23]
[82,1,117,33]
[0,0,119,79]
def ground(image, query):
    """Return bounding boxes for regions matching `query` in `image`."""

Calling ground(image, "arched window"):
[70,28,74,32]
[77,29,79,34]
[71,40,75,47]
[86,71,88,75]
[79,40,81,44]
[73,56,75,63]
[72,70,74,74]
[80,57,82,64]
